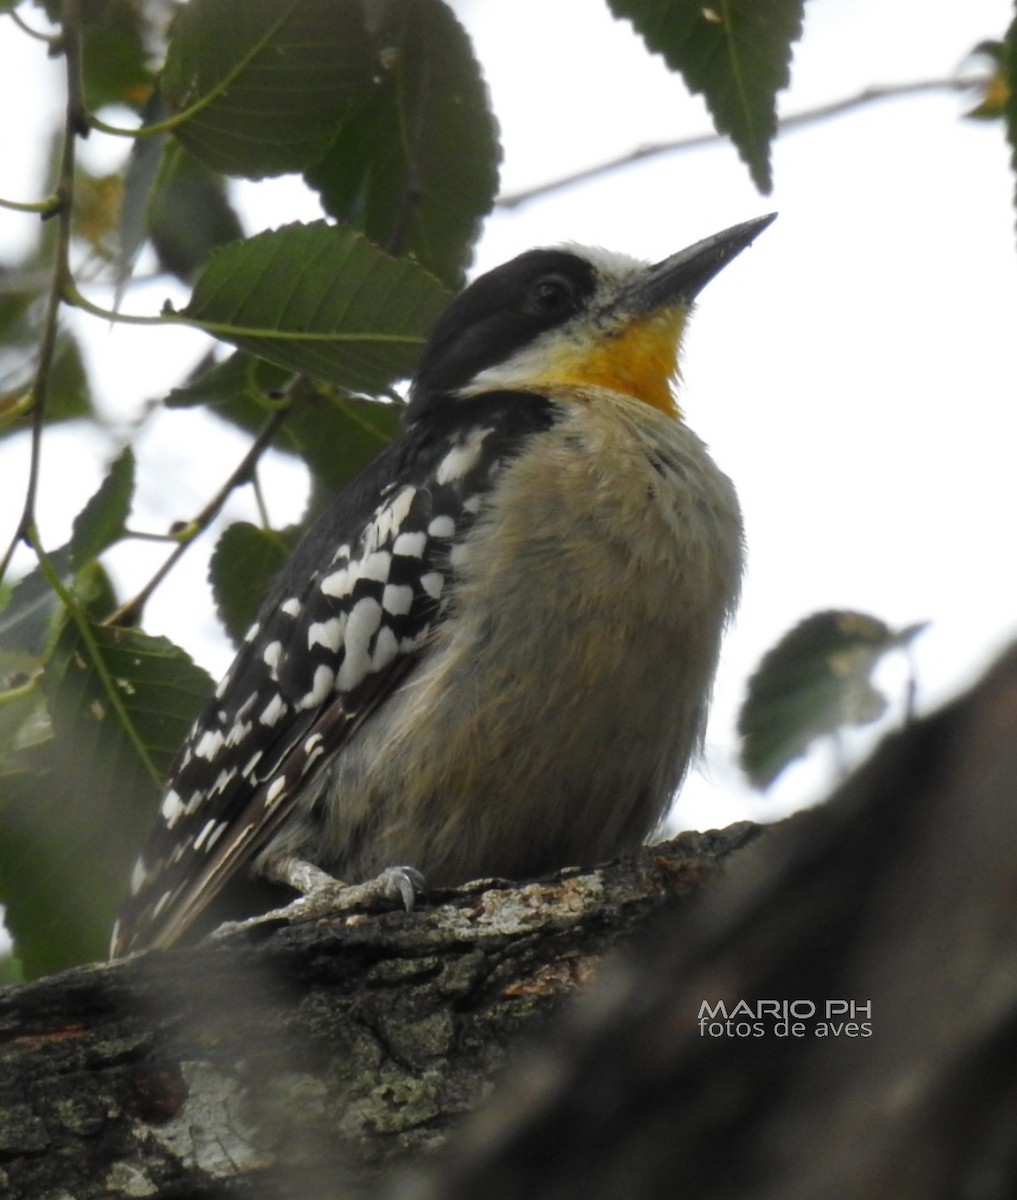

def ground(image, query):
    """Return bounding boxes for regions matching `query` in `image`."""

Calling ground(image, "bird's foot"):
[209,861,425,942]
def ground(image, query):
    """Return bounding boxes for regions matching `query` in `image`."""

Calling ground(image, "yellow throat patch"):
[541,308,687,417]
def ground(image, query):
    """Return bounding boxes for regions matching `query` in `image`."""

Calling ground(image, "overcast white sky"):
[1,0,1016,834]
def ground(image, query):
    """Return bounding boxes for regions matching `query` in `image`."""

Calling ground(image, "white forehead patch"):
[555,242,647,286]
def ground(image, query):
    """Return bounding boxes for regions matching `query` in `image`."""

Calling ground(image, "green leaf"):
[0,625,212,975]
[608,0,804,193]
[149,145,246,282]
[162,0,373,179]
[0,548,71,657]
[79,0,154,114]
[209,521,298,646]
[70,447,135,570]
[305,0,499,288]
[46,333,93,425]
[738,611,927,789]
[180,222,450,391]
[45,617,212,785]
[117,110,248,293]
[0,742,115,975]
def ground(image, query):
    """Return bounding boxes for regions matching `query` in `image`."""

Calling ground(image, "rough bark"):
[5,643,1016,1200]
[405,643,1017,1200]
[0,822,758,1199]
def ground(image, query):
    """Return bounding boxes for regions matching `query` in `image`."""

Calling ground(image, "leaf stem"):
[0,672,42,709]
[60,278,177,326]
[0,194,61,215]
[251,469,272,530]
[63,279,427,346]
[121,528,182,544]
[7,7,60,44]
[0,392,36,432]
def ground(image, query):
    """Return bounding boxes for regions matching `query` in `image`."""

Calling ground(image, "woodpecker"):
[111,214,775,956]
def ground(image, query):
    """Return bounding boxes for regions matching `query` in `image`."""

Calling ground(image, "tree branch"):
[498,76,986,209]
[4,643,1016,1199]
[0,824,757,1198]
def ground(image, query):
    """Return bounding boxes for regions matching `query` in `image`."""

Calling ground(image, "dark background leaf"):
[1,275,93,439]
[209,521,300,646]
[148,144,246,282]
[738,611,924,788]
[305,0,500,288]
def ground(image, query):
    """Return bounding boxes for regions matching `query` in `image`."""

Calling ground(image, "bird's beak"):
[620,213,777,313]
[504,214,777,419]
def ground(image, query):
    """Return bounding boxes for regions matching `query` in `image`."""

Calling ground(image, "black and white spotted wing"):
[112,392,555,954]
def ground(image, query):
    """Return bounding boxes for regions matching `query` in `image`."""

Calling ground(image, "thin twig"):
[0,194,61,214]
[498,76,986,209]
[0,0,85,588]
[107,407,291,627]
[251,468,272,529]
[7,6,60,44]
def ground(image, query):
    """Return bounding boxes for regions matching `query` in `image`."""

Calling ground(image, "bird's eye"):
[528,274,577,316]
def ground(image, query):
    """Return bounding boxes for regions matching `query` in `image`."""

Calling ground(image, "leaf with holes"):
[180,222,450,391]
[608,0,804,192]
[44,618,214,793]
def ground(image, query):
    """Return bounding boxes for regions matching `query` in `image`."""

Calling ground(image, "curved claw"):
[377,865,427,911]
